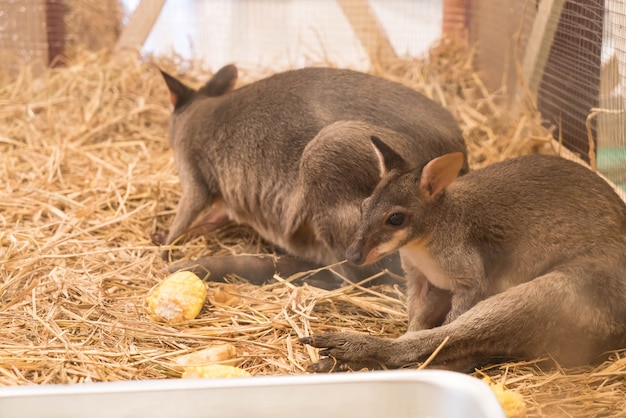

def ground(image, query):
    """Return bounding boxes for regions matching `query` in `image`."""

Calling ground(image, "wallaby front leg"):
[299,333,395,372]
[406,278,452,331]
[443,286,485,325]
[185,198,230,238]
[403,262,452,330]
[437,247,485,325]
[300,328,457,372]
[162,180,212,260]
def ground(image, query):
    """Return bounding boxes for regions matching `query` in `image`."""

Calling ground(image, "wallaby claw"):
[300,332,388,363]
[305,356,386,373]
[298,336,313,345]
[150,232,166,246]
[305,357,350,373]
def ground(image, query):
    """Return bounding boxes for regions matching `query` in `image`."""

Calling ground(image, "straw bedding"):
[1,42,625,417]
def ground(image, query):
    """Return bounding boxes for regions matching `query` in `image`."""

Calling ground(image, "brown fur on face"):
[302,147,626,370]
[158,66,467,287]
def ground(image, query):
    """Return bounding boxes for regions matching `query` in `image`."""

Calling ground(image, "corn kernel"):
[182,364,251,379]
[483,378,526,418]
[146,271,207,323]
[174,344,238,368]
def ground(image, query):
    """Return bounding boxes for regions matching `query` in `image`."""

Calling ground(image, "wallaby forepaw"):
[299,332,388,363]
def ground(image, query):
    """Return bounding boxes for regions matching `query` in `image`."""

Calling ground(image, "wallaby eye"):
[387,213,404,226]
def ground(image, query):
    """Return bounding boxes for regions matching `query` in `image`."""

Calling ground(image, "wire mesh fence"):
[0,0,49,73]
[468,0,625,190]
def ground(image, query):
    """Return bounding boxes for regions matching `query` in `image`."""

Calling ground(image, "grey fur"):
[158,65,467,287]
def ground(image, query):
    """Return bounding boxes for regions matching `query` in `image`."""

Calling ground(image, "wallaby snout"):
[345,239,366,266]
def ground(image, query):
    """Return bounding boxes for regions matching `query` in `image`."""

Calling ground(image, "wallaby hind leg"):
[183,199,231,239]
[168,255,399,289]
[301,267,626,371]
[168,255,344,289]
[156,199,229,259]
[162,184,211,256]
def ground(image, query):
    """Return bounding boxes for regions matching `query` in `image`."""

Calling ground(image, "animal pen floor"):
[1,43,625,418]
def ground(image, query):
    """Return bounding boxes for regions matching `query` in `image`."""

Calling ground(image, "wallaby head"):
[345,135,464,266]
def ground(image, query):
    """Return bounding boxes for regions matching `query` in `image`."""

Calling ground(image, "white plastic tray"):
[0,370,505,418]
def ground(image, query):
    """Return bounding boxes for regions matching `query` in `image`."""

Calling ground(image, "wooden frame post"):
[336,0,397,66]
[114,0,166,55]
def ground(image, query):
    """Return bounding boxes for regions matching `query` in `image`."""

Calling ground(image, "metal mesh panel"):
[466,0,625,190]
[468,1,535,96]
[598,0,626,190]
[537,0,604,162]
[0,0,122,73]
[0,0,49,72]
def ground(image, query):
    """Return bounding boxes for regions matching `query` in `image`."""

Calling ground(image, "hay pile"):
[1,43,625,418]
[63,0,124,59]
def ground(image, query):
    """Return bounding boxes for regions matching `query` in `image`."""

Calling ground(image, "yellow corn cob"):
[174,344,238,368]
[182,364,251,379]
[145,271,207,323]
[483,378,526,418]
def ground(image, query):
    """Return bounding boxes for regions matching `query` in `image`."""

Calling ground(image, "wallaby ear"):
[198,64,238,97]
[370,135,409,177]
[419,152,464,198]
[160,69,194,109]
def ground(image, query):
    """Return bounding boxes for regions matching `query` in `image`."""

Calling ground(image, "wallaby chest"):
[399,242,457,291]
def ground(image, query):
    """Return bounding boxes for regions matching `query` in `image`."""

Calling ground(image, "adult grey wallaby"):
[156,65,467,288]
[301,140,626,370]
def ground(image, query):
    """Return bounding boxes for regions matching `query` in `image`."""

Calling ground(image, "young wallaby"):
[156,65,468,288]
[301,137,626,371]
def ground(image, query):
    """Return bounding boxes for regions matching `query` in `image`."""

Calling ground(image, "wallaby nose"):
[345,240,365,265]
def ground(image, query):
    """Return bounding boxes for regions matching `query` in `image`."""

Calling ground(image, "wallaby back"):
[302,149,626,370]
[158,66,467,286]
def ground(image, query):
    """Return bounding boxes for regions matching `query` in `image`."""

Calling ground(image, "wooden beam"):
[518,0,566,99]
[114,0,166,54]
[442,0,468,39]
[336,0,397,65]
[45,0,65,66]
